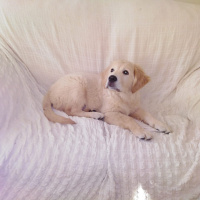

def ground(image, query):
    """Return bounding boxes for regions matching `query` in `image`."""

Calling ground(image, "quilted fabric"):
[0,0,200,199]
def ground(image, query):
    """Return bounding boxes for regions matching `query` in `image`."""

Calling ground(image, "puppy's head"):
[101,60,150,93]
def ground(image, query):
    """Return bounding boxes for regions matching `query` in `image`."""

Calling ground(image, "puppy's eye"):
[123,70,129,75]
[111,68,114,72]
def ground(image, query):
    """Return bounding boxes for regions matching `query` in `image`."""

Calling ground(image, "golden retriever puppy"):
[43,60,171,140]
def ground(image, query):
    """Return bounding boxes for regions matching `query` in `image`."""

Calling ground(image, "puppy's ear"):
[132,66,150,93]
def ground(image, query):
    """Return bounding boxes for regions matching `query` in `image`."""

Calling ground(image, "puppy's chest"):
[102,91,140,115]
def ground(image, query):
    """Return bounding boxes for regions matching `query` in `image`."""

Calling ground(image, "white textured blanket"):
[0,0,200,199]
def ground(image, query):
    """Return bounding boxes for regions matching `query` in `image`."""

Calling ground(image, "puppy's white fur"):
[43,60,171,140]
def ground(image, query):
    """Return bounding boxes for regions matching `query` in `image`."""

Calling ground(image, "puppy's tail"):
[42,93,76,124]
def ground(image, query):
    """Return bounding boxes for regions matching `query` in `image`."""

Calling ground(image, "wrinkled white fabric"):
[0,0,200,199]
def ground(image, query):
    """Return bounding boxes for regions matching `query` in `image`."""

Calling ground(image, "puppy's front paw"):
[136,130,153,141]
[91,112,104,120]
[154,122,171,134]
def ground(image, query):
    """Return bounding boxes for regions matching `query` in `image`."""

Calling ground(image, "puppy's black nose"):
[109,75,117,82]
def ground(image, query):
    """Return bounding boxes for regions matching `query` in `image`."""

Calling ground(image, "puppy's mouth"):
[106,82,120,92]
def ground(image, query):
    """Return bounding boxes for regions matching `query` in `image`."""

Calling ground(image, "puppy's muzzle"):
[107,75,120,92]
[109,75,117,83]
